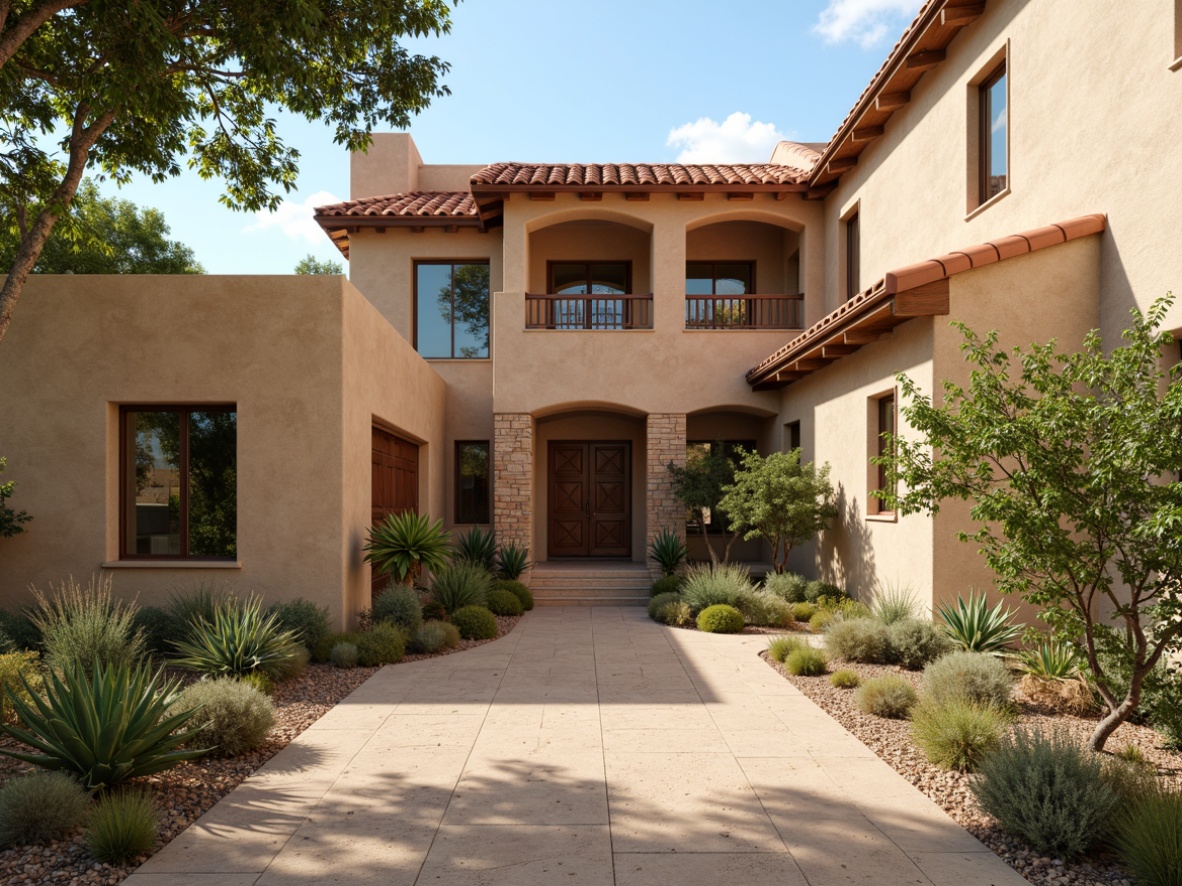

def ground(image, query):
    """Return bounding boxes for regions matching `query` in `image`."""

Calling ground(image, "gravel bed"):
[0,613,522,885]
[763,654,1181,886]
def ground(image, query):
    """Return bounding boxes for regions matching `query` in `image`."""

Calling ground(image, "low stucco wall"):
[0,275,446,628]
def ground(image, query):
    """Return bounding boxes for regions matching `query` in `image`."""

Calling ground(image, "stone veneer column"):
[646,413,687,579]
[493,413,533,554]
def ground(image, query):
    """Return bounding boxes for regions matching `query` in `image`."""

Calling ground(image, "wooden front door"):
[371,426,419,592]
[548,441,631,558]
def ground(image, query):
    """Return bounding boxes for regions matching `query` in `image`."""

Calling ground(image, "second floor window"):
[845,211,860,300]
[549,262,630,295]
[686,262,754,296]
[979,61,1008,203]
[416,261,490,359]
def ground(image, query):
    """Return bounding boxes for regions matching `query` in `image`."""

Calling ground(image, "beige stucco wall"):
[0,275,446,629]
[686,221,801,294]
[820,0,1182,338]
[527,221,652,294]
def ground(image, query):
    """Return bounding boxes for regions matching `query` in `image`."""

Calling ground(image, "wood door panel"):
[372,426,419,593]
[548,441,630,559]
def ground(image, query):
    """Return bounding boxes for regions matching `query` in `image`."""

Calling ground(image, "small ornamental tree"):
[667,442,738,564]
[0,457,31,538]
[719,449,836,575]
[877,296,1182,751]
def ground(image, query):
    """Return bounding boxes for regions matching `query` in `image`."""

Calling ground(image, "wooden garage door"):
[372,426,419,591]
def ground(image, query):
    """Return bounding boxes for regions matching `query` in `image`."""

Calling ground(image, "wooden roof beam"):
[892,280,950,317]
[905,49,946,71]
[624,192,650,201]
[578,192,602,201]
[942,3,985,26]
[852,125,885,143]
[876,91,911,112]
[826,156,858,175]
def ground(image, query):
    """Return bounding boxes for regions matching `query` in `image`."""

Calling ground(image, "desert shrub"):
[764,572,810,603]
[166,581,236,636]
[178,678,275,756]
[923,651,1013,709]
[767,635,807,663]
[1113,785,1182,886]
[132,606,175,658]
[804,580,847,604]
[809,610,833,633]
[886,618,953,670]
[430,563,493,615]
[421,600,448,623]
[648,592,680,622]
[172,596,301,679]
[785,647,828,676]
[86,789,158,865]
[855,675,918,719]
[486,589,524,617]
[369,585,423,634]
[262,643,309,682]
[972,728,1118,859]
[454,526,497,571]
[330,641,359,668]
[650,575,683,597]
[1102,755,1158,824]
[311,631,352,663]
[910,697,1008,771]
[450,606,497,641]
[681,563,755,614]
[31,574,146,673]
[825,617,890,663]
[355,623,407,666]
[265,598,332,653]
[830,669,860,689]
[0,608,39,651]
[494,579,533,611]
[817,595,871,618]
[0,651,42,725]
[651,595,693,627]
[0,772,90,848]
[1015,675,1095,715]
[239,671,274,696]
[410,620,460,655]
[788,602,817,623]
[737,591,794,628]
[872,585,919,625]
[696,604,745,634]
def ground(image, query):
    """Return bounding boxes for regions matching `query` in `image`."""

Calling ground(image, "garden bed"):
[0,613,521,885]
[764,654,1180,886]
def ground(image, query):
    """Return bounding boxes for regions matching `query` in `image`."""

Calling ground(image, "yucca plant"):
[0,661,209,791]
[364,512,452,585]
[171,597,300,678]
[647,529,687,577]
[454,526,497,571]
[937,590,1022,655]
[1015,638,1082,678]
[495,542,531,581]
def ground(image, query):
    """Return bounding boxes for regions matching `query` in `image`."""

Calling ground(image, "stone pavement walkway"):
[126,607,1028,886]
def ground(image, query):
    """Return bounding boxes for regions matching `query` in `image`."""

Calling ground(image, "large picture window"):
[415,261,490,359]
[455,441,490,524]
[121,406,237,559]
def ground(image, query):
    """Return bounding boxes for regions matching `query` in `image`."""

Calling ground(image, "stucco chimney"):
[350,132,424,199]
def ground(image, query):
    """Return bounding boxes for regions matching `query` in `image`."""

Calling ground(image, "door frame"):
[546,440,632,559]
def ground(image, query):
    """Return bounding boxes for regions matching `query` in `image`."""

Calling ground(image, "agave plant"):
[171,597,300,678]
[495,542,532,581]
[647,529,687,577]
[454,526,497,571]
[1015,638,1081,679]
[364,512,452,585]
[937,591,1023,655]
[0,661,209,791]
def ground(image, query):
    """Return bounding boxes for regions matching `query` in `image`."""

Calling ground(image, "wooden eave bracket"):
[942,3,985,26]
[852,125,885,143]
[905,49,946,70]
[876,91,911,111]
[891,280,950,317]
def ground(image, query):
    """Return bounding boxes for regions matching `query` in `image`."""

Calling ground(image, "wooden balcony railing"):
[684,294,804,330]
[525,293,654,330]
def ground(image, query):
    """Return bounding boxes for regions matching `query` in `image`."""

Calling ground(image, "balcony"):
[525,293,653,330]
[684,294,803,330]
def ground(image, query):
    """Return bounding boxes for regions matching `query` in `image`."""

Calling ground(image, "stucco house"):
[3,0,1181,627]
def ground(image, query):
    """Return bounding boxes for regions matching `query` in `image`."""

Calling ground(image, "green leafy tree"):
[0,0,455,343]
[877,296,1182,751]
[719,449,836,575]
[294,254,343,275]
[0,180,202,274]
[0,456,31,537]
[667,442,740,564]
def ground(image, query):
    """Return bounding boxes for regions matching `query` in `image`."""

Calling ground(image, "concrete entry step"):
[528,561,652,606]
[534,595,649,607]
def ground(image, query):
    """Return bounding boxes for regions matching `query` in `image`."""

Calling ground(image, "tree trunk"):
[1087,694,1139,752]
[699,512,718,565]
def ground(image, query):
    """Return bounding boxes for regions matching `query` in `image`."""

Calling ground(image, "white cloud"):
[244,190,341,245]
[666,112,791,164]
[812,0,922,48]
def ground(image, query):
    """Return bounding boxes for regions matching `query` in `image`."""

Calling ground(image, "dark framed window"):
[415,261,490,359]
[685,261,755,295]
[455,441,490,524]
[874,394,896,514]
[845,211,860,300]
[785,421,802,453]
[979,62,1008,203]
[685,439,756,534]
[548,261,631,295]
[120,406,237,559]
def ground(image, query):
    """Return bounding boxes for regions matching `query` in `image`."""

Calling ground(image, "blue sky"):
[99,0,922,274]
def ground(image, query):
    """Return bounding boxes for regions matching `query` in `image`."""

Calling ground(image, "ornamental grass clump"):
[767,635,807,663]
[0,661,208,791]
[1113,785,1182,886]
[369,585,423,634]
[486,588,523,617]
[971,728,1118,859]
[789,602,817,623]
[172,596,301,679]
[330,641,359,669]
[410,620,460,655]
[696,604,745,634]
[911,697,1009,771]
[830,669,860,688]
[923,650,1014,709]
[825,617,890,663]
[429,562,493,616]
[785,646,827,676]
[86,788,158,865]
[872,584,919,625]
[681,563,755,614]
[450,606,497,641]
[264,598,332,654]
[177,677,275,756]
[648,593,692,627]
[0,772,90,848]
[31,574,146,673]
[763,572,810,603]
[886,618,953,670]
[855,675,918,719]
[494,579,533,611]
[737,591,794,628]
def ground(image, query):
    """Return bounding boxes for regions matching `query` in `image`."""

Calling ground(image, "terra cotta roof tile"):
[314,192,477,219]
[469,162,811,188]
